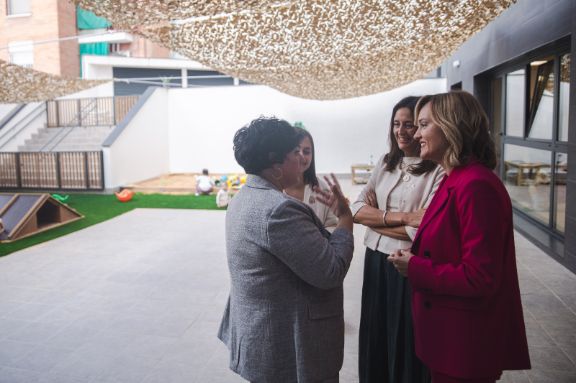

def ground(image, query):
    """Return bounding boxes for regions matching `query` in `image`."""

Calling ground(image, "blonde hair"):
[415,91,496,169]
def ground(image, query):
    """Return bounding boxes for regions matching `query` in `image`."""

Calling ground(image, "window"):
[6,0,30,15]
[496,47,569,236]
[527,57,554,140]
[503,144,551,226]
[553,153,567,234]
[505,69,525,137]
[558,54,570,142]
[8,41,33,68]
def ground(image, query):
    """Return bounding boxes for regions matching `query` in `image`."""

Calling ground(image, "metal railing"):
[0,151,104,190]
[47,95,139,127]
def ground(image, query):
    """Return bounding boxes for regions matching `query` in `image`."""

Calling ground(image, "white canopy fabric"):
[72,0,516,100]
[0,60,107,103]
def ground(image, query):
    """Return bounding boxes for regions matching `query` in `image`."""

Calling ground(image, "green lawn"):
[0,193,223,257]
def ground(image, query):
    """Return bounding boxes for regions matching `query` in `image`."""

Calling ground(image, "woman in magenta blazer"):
[389,91,531,383]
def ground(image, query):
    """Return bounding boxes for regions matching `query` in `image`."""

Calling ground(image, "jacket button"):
[424,301,431,309]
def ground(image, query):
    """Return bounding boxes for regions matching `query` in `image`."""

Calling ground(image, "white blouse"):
[351,154,445,254]
[303,179,338,232]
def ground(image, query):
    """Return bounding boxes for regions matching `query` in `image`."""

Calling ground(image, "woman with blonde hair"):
[389,91,531,383]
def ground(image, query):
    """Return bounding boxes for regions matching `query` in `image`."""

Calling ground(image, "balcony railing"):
[0,151,104,190]
[47,95,138,127]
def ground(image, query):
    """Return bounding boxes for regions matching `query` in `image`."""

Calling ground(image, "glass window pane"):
[554,152,567,233]
[505,69,525,137]
[559,54,570,142]
[503,144,551,225]
[527,58,554,140]
[7,0,30,15]
[491,78,503,165]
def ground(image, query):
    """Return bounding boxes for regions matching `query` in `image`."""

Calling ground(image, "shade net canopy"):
[67,1,516,100]
[0,60,107,103]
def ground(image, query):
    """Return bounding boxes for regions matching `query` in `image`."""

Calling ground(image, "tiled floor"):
[0,179,574,382]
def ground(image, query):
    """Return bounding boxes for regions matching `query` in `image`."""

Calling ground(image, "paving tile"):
[0,300,25,318]
[0,367,41,383]
[0,204,575,382]
[5,303,54,321]
[0,318,30,341]
[5,321,64,343]
[498,370,530,382]
[11,344,75,372]
[523,317,556,348]
[528,345,575,372]
[36,372,92,383]
[0,340,36,368]
[522,292,574,319]
[526,369,576,383]
[141,359,201,383]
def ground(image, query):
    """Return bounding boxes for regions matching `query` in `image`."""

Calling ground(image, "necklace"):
[400,158,411,182]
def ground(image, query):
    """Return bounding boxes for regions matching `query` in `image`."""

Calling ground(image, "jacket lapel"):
[411,175,451,253]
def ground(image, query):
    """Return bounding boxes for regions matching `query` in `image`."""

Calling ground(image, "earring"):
[272,167,283,180]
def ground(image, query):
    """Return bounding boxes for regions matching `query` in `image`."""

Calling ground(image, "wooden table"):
[351,164,374,184]
[504,161,547,186]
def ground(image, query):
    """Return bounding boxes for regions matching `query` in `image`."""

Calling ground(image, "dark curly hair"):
[233,117,300,174]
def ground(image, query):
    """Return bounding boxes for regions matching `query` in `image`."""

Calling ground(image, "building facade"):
[0,0,78,76]
[442,0,575,273]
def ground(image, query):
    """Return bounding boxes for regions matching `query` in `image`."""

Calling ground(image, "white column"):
[181,68,188,88]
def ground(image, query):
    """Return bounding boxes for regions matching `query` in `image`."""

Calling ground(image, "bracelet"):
[382,210,389,227]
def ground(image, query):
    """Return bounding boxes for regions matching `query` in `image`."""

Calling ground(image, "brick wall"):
[0,0,78,77]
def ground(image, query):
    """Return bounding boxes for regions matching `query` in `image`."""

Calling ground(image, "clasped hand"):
[387,249,414,277]
[364,189,425,228]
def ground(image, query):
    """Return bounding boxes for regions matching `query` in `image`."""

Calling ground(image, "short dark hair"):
[233,117,300,174]
[384,96,436,175]
[202,168,209,175]
[295,127,319,187]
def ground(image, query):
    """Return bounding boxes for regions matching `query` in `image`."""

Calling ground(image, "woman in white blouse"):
[352,96,444,383]
[285,127,338,231]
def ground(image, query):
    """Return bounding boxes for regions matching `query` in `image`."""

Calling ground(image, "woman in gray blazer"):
[218,117,354,383]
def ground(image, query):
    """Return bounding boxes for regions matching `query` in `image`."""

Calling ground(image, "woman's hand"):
[314,174,352,219]
[387,249,414,277]
[364,189,378,208]
[403,208,426,228]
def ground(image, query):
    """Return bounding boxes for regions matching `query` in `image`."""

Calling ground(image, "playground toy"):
[115,189,135,202]
[51,194,69,203]
[0,193,83,243]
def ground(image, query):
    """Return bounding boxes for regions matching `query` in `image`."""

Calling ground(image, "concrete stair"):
[18,126,114,152]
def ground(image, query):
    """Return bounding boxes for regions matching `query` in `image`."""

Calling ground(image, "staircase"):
[18,126,114,152]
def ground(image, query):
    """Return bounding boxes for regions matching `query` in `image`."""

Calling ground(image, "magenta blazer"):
[408,161,531,379]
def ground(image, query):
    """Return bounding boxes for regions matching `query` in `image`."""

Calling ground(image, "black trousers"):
[358,247,430,383]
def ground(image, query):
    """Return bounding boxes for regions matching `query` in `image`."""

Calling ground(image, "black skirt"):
[358,247,430,383]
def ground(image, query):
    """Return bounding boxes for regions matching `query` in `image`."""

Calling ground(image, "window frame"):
[491,39,570,237]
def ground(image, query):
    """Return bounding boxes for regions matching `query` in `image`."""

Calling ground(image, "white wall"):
[0,102,46,152]
[0,103,18,120]
[57,82,114,100]
[168,79,446,174]
[104,88,170,188]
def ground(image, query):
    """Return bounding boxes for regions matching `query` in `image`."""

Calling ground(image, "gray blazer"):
[218,175,354,383]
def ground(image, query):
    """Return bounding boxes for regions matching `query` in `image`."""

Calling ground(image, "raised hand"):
[314,174,352,219]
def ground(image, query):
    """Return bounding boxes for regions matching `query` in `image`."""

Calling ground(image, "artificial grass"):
[0,193,222,257]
